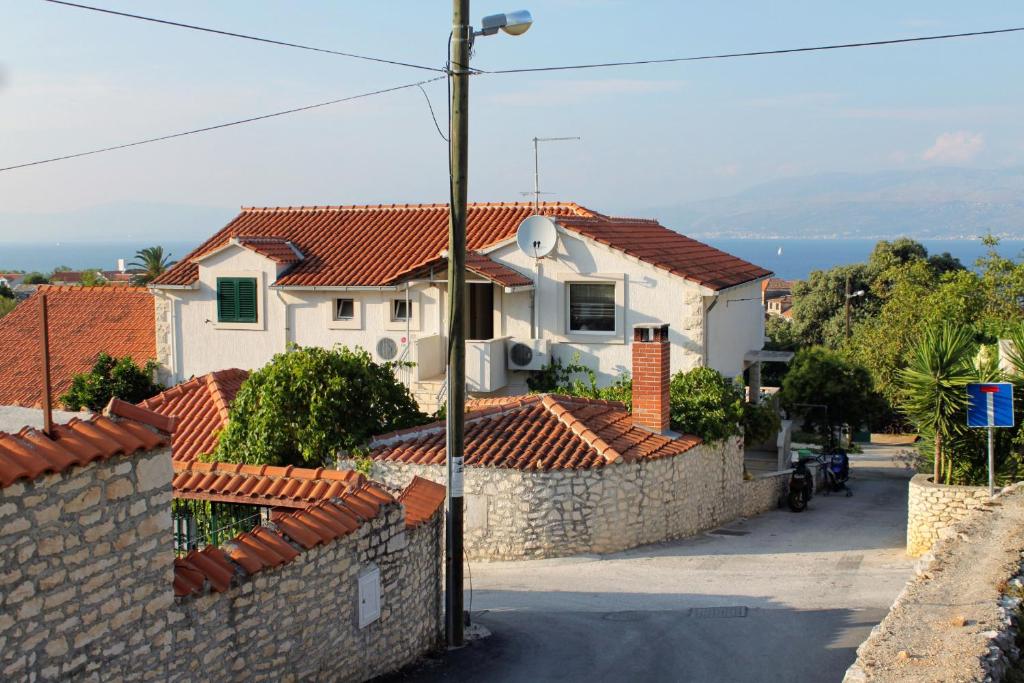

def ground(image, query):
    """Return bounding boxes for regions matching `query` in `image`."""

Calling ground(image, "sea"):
[1,238,1023,281]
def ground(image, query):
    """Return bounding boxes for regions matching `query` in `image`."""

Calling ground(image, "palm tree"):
[898,323,977,484]
[129,246,173,285]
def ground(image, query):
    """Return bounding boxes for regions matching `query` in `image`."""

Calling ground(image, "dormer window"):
[217,277,258,323]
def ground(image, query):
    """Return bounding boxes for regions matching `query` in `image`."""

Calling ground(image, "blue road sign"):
[967,382,1015,428]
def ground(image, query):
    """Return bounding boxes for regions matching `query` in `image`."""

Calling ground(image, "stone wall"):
[153,294,174,386]
[906,473,991,557]
[1,447,443,682]
[369,437,784,560]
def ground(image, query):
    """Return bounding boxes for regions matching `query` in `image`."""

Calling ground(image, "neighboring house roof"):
[0,398,172,488]
[406,251,534,289]
[0,286,157,408]
[173,474,444,597]
[370,393,702,470]
[138,368,248,462]
[153,202,770,292]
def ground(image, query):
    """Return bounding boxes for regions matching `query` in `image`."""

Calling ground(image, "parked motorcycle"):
[822,448,852,497]
[787,456,816,512]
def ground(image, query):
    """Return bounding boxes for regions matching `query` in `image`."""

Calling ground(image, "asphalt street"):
[383,445,916,683]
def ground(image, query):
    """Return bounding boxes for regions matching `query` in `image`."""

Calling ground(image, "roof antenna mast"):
[526,136,581,213]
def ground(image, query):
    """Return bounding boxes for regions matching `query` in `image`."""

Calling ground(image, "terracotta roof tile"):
[139,369,248,462]
[0,406,172,489]
[0,286,157,408]
[153,202,767,291]
[171,460,379,509]
[398,476,446,529]
[370,394,702,471]
[233,236,303,263]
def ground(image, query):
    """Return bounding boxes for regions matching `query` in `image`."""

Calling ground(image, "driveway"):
[384,445,916,683]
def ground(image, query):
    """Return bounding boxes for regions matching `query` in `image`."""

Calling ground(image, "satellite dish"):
[516,215,558,259]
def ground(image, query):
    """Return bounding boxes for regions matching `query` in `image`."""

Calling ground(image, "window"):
[568,282,615,332]
[391,299,411,322]
[216,277,258,323]
[334,298,355,321]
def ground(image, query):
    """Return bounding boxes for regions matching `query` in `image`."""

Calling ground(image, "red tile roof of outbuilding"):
[139,369,248,462]
[152,202,769,292]
[370,394,702,471]
[0,286,157,408]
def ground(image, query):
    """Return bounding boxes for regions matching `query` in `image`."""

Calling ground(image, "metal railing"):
[173,500,270,556]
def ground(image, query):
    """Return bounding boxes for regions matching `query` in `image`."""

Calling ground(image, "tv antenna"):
[522,136,581,212]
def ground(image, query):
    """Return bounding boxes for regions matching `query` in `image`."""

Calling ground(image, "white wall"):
[706,280,766,380]
[163,232,765,389]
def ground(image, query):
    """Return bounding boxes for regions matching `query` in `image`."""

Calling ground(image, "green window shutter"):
[216,277,258,323]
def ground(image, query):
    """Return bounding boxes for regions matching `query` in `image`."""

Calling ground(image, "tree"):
[789,263,875,348]
[213,345,429,467]
[61,353,163,411]
[0,298,16,319]
[668,367,745,443]
[0,283,13,299]
[130,246,173,285]
[22,272,48,285]
[79,269,104,287]
[897,323,977,484]
[780,347,879,440]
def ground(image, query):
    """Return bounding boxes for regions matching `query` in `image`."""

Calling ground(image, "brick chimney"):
[632,323,671,434]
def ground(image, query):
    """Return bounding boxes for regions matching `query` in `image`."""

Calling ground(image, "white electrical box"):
[358,565,381,628]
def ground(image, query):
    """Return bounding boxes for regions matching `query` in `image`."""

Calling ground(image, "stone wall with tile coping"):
[365,437,784,560]
[1,447,443,682]
[906,473,991,557]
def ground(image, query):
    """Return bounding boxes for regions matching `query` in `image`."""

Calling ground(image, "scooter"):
[822,448,852,497]
[788,456,815,512]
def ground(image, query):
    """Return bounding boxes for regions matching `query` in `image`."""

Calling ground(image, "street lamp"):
[446,3,532,650]
[844,277,865,340]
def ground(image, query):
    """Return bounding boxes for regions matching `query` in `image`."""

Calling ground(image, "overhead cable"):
[0,76,446,173]
[42,0,446,73]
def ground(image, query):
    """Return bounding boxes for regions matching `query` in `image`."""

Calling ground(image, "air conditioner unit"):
[506,338,550,371]
[375,336,401,362]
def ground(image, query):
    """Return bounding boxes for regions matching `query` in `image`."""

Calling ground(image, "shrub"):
[60,353,163,411]
[22,272,48,285]
[212,345,429,468]
[668,367,745,443]
[742,400,781,446]
[527,352,632,407]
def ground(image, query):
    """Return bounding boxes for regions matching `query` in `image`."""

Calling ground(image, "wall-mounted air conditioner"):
[375,336,401,362]
[506,338,550,371]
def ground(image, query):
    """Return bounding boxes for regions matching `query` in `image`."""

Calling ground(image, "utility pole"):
[39,293,53,436]
[845,276,852,341]
[445,0,469,650]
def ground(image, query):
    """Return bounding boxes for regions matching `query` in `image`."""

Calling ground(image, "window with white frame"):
[568,282,616,332]
[391,299,411,322]
[334,298,355,321]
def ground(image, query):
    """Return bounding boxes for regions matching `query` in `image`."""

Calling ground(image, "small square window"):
[334,298,355,320]
[568,282,615,332]
[392,299,411,322]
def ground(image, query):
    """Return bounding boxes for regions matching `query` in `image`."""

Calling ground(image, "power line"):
[42,0,445,74]
[475,26,1024,74]
[0,76,445,173]
[417,84,449,143]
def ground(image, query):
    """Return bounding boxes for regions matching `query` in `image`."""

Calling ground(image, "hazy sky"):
[1,0,1022,229]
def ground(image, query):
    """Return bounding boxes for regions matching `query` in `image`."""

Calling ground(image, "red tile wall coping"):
[138,368,248,462]
[173,475,444,597]
[152,201,769,291]
[369,393,701,471]
[171,460,394,510]
[399,476,447,529]
[0,401,172,488]
[0,285,157,408]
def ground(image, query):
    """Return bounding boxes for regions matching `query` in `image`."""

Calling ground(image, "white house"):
[150,202,772,410]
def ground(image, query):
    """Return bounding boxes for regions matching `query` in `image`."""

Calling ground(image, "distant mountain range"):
[643,167,1024,239]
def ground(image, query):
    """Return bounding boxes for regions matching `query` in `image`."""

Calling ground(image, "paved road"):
[385,446,916,683]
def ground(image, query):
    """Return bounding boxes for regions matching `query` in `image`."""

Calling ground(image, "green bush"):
[60,353,163,411]
[22,272,48,285]
[212,345,429,468]
[668,367,744,443]
[0,298,16,319]
[527,352,632,407]
[742,400,781,446]
[780,347,880,439]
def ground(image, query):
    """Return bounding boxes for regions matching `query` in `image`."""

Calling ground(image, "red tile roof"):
[173,475,444,597]
[0,400,172,488]
[0,286,157,408]
[152,202,768,291]
[399,476,447,529]
[171,461,389,510]
[370,394,702,471]
[139,369,248,462]
[407,251,533,289]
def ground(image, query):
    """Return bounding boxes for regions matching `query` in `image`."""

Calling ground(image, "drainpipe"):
[275,290,290,352]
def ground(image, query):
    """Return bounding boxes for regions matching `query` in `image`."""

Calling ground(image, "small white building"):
[150,202,771,409]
